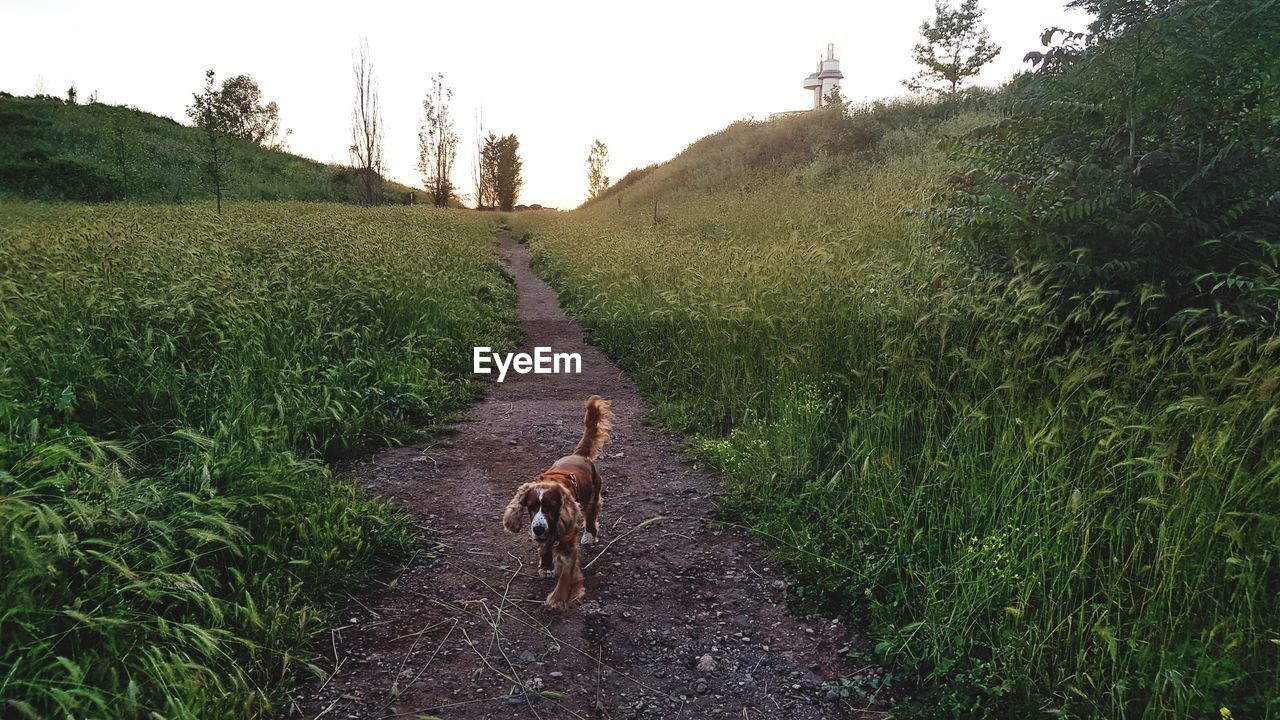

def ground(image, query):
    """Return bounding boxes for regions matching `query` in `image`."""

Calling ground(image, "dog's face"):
[503,480,578,542]
[523,484,564,543]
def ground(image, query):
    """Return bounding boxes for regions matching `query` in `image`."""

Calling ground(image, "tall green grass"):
[517,103,1279,718]
[0,202,512,717]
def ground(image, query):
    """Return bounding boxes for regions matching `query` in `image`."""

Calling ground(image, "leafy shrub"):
[944,0,1280,330]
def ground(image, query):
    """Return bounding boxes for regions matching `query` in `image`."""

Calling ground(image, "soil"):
[288,232,890,720]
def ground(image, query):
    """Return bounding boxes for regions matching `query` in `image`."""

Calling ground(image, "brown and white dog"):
[502,395,613,611]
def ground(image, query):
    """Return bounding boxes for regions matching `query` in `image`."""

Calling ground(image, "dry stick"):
[458,625,546,720]
[486,553,524,656]
[386,618,454,699]
[446,567,664,696]
[585,514,880,582]
[396,582,662,697]
[389,618,452,643]
[582,514,690,570]
[376,693,518,719]
[595,646,610,719]
[416,450,440,472]
[346,591,382,619]
[311,695,341,720]
[472,565,590,720]
[313,655,346,696]
[386,619,459,709]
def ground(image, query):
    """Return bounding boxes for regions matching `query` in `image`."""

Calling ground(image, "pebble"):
[519,650,537,663]
[695,680,709,695]
[549,671,563,678]
[696,654,716,672]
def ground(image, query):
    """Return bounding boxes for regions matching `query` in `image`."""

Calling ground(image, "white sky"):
[1,0,1089,209]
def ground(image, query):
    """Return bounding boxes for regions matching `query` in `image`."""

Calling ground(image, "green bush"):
[944,0,1280,330]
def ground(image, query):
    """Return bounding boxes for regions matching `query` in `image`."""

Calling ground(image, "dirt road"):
[289,232,888,719]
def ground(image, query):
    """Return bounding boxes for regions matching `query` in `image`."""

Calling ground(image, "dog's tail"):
[572,395,613,460]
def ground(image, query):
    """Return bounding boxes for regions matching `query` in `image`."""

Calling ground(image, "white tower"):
[802,43,844,109]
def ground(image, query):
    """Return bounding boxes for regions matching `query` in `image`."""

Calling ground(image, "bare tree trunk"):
[351,40,383,206]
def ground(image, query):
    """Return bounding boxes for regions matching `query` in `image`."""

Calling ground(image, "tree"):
[904,0,1000,95]
[108,112,140,199]
[495,134,523,211]
[480,133,522,211]
[185,72,280,146]
[586,139,610,200]
[349,41,383,206]
[418,73,460,207]
[186,70,233,213]
[66,86,77,105]
[471,111,496,209]
[478,131,501,210]
[216,75,279,145]
[482,133,523,211]
[822,85,847,112]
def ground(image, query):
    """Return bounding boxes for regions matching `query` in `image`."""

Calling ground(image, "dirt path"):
[289,232,888,720]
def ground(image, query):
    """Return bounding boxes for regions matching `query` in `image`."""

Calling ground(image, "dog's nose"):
[533,526,545,537]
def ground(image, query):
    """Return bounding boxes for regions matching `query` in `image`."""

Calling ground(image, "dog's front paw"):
[544,588,586,612]
[580,532,596,546]
[538,568,555,578]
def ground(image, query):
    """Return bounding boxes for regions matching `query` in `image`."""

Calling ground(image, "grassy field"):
[0,202,512,717]
[0,95,421,203]
[515,104,1279,718]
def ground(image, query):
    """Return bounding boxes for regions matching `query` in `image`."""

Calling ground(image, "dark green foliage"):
[945,0,1280,330]
[495,134,523,211]
[187,72,279,145]
[0,95,420,204]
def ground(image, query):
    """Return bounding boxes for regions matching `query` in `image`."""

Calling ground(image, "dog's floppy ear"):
[502,483,535,533]
[556,493,582,539]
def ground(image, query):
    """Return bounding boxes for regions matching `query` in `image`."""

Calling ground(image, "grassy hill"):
[516,91,1278,718]
[0,94,421,203]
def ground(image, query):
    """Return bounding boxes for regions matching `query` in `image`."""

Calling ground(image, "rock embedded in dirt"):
[697,654,717,672]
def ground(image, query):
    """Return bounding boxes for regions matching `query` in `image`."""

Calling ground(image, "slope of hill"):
[516,92,1278,719]
[0,94,420,203]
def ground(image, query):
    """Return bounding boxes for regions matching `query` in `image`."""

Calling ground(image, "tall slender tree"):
[493,134,523,211]
[478,131,501,210]
[471,110,495,209]
[586,139,610,200]
[418,73,460,207]
[904,0,1000,95]
[186,70,233,213]
[350,40,383,206]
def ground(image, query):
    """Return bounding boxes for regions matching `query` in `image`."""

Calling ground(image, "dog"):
[502,395,613,610]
